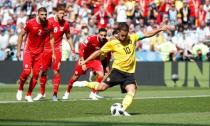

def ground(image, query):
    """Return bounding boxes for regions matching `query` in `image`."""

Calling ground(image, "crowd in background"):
[0,0,210,61]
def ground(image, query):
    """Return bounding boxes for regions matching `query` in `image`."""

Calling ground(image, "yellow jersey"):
[101,33,144,73]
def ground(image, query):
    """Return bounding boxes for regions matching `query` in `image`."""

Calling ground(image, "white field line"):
[0,95,210,104]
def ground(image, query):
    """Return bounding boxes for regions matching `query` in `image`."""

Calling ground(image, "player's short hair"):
[38,7,47,13]
[98,28,107,33]
[118,23,129,32]
[56,4,66,11]
[112,29,119,35]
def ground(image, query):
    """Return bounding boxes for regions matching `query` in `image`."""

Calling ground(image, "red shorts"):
[22,51,42,71]
[41,50,61,71]
[73,60,104,76]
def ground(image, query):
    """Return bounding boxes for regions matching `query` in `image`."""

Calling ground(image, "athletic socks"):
[66,79,75,92]
[53,74,60,96]
[86,82,100,90]
[18,70,30,90]
[122,92,135,110]
[40,74,47,95]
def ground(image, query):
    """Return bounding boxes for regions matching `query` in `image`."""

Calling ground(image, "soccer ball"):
[110,103,124,116]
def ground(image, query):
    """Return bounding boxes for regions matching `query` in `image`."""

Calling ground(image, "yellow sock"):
[122,92,134,110]
[86,82,100,90]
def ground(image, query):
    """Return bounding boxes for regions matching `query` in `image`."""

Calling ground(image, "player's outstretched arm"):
[16,30,26,61]
[143,25,169,39]
[80,50,102,65]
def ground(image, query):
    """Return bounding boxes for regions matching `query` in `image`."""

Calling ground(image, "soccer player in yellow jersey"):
[78,23,169,116]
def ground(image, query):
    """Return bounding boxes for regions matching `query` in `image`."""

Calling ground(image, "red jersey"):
[24,18,53,54]
[79,35,108,60]
[44,17,70,51]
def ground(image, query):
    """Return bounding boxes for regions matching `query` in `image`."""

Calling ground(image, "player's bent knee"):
[23,69,31,76]
[125,84,137,93]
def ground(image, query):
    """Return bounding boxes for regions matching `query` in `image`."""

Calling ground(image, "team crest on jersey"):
[54,27,58,33]
[37,29,42,36]
[24,64,29,68]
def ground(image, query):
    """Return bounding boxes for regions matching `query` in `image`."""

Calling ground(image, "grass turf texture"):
[0,84,210,126]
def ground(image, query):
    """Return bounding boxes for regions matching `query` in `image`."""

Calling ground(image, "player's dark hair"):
[38,7,47,13]
[112,29,119,35]
[118,23,129,32]
[98,28,107,33]
[56,4,66,11]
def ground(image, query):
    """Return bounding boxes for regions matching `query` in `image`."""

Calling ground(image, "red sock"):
[26,77,37,96]
[26,72,39,96]
[18,70,30,90]
[40,74,47,95]
[67,79,75,93]
[53,74,60,96]
[96,76,103,83]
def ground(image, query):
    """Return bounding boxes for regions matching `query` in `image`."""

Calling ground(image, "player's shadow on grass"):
[84,112,142,116]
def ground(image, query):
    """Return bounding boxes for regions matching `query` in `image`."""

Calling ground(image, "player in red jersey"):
[62,28,110,100]
[33,5,76,101]
[16,7,55,102]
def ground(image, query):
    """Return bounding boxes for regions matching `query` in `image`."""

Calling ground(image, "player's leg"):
[52,51,62,101]
[79,69,117,91]
[89,70,104,100]
[121,84,136,116]
[25,54,42,102]
[62,74,80,100]
[87,60,104,100]
[16,52,32,101]
[34,51,51,101]
[121,74,137,116]
[62,64,83,100]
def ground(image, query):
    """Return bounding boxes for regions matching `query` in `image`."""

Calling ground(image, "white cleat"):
[62,91,70,100]
[33,93,45,101]
[16,90,23,101]
[52,95,58,102]
[25,95,33,102]
[89,92,99,100]
[73,81,88,87]
[122,110,131,116]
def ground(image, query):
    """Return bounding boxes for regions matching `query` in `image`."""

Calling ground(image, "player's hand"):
[52,53,56,63]
[71,49,76,61]
[81,64,87,71]
[16,50,21,61]
[160,25,168,31]
[105,66,110,73]
[79,60,86,66]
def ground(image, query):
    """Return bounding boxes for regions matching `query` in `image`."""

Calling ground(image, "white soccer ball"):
[110,103,124,116]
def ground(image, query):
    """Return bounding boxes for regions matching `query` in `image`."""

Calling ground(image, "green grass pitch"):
[0,84,210,126]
